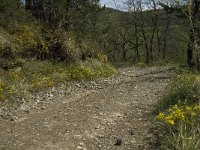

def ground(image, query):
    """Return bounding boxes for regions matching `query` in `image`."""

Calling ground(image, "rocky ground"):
[0,66,174,150]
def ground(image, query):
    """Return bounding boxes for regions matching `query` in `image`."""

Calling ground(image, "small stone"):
[129,129,134,135]
[79,143,84,146]
[114,138,122,146]
[77,146,82,149]
[130,139,136,144]
[41,107,45,110]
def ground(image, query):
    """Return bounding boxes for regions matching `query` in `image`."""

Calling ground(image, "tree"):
[160,0,200,69]
[24,0,100,29]
[187,0,200,69]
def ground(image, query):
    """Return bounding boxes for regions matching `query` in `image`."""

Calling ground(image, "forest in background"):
[100,0,200,68]
[0,0,199,68]
[0,0,106,66]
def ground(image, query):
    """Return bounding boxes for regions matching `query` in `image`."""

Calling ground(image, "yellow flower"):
[194,105,200,111]
[157,113,165,120]
[167,119,175,125]
[186,106,192,112]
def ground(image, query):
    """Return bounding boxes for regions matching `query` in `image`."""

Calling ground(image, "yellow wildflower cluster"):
[157,105,200,126]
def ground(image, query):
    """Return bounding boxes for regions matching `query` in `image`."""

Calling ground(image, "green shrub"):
[14,24,48,58]
[44,29,81,61]
[0,28,16,59]
[157,73,200,112]
[95,53,108,62]
[157,105,200,150]
[156,73,200,150]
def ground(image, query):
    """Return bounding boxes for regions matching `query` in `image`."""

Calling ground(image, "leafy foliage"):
[14,24,48,57]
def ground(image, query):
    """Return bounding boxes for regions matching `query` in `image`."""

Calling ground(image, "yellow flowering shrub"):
[14,24,48,56]
[156,73,200,149]
[157,105,200,126]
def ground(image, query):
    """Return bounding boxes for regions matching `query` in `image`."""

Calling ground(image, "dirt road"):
[0,67,173,150]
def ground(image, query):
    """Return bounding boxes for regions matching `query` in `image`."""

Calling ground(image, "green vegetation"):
[0,0,116,102]
[0,59,116,101]
[156,73,200,150]
[157,73,200,112]
[157,105,200,150]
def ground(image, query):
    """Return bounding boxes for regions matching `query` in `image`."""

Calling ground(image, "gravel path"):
[0,66,173,150]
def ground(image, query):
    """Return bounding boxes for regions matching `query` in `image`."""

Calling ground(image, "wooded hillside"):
[0,0,200,69]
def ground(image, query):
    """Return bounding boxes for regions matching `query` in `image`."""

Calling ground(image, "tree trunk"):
[188,28,195,67]
[25,0,32,10]
[162,12,170,60]
[139,4,149,64]
[187,0,200,68]
[134,22,140,62]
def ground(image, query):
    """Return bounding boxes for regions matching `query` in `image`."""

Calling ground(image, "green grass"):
[0,59,116,101]
[156,73,200,112]
[161,123,200,150]
[156,72,200,150]
[156,105,200,150]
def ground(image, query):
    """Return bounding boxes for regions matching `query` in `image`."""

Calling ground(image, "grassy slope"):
[0,20,116,102]
[0,59,116,101]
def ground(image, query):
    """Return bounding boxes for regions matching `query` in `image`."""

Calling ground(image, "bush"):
[14,24,48,58]
[44,29,81,61]
[157,73,200,112]
[95,53,108,62]
[157,105,200,126]
[156,72,200,150]
[157,105,200,150]
[0,28,16,59]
